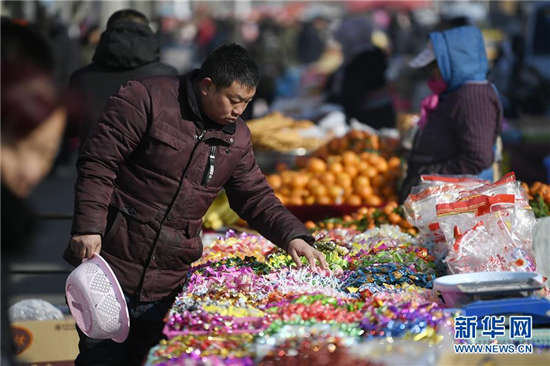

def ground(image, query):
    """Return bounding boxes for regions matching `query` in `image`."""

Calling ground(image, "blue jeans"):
[74,295,172,366]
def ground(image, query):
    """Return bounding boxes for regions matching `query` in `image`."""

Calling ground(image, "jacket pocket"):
[184,218,203,239]
[103,208,123,245]
[103,187,160,263]
[109,187,159,224]
[148,125,186,151]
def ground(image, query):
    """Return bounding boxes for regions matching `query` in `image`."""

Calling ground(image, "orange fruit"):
[317,196,332,205]
[355,185,373,200]
[329,162,344,175]
[311,184,328,197]
[304,196,316,205]
[343,186,354,198]
[342,151,359,166]
[292,188,308,198]
[275,193,287,205]
[344,165,359,179]
[376,159,389,173]
[388,213,402,225]
[328,185,345,199]
[360,152,371,161]
[336,173,352,188]
[365,167,378,179]
[383,205,394,215]
[354,175,370,189]
[367,154,379,165]
[357,207,368,215]
[371,135,380,150]
[280,187,291,196]
[358,161,370,173]
[291,173,308,189]
[289,195,304,206]
[281,171,293,186]
[346,195,362,206]
[320,171,336,186]
[267,175,282,190]
[349,130,363,140]
[305,221,316,230]
[366,195,382,207]
[307,158,327,174]
[307,178,321,191]
[388,156,401,169]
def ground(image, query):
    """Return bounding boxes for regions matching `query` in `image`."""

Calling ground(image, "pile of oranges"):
[304,202,417,235]
[266,150,402,206]
[522,181,550,203]
[303,130,400,163]
[521,181,550,218]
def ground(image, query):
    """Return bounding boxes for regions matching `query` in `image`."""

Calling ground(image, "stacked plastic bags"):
[404,173,537,274]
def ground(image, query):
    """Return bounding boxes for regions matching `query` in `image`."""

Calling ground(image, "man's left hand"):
[287,238,329,274]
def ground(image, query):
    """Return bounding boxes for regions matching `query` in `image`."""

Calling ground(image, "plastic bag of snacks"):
[403,175,488,257]
[436,193,536,274]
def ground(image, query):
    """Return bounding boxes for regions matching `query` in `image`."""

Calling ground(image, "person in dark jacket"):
[332,16,395,129]
[400,26,503,201]
[69,9,178,145]
[63,43,328,365]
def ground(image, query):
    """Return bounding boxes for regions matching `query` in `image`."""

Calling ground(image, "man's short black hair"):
[106,9,149,29]
[198,43,259,90]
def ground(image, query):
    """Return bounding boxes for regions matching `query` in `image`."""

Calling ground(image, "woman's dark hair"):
[1,17,54,73]
[198,43,260,89]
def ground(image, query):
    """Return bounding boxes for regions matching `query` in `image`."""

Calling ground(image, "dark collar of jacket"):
[179,69,237,137]
[92,21,160,69]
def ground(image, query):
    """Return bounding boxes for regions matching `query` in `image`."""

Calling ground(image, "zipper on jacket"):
[201,145,217,185]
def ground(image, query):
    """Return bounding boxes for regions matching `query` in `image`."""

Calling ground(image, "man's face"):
[199,79,256,125]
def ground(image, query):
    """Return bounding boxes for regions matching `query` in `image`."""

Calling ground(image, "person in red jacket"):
[63,43,328,365]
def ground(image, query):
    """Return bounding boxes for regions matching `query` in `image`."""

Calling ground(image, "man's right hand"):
[70,234,102,259]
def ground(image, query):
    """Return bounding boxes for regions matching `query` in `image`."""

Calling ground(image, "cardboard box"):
[11,316,79,366]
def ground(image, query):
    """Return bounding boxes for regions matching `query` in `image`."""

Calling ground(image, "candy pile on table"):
[146,226,453,366]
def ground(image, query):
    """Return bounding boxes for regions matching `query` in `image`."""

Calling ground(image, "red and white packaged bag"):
[403,175,488,256]
[436,194,536,274]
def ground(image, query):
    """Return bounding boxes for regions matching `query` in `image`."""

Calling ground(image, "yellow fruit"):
[336,173,352,189]
[342,151,359,166]
[346,195,362,206]
[307,158,327,174]
[329,162,344,175]
[267,175,282,190]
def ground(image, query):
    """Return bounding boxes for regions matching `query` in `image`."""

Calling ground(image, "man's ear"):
[200,78,215,96]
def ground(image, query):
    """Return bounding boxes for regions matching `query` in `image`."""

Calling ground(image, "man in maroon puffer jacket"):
[63,43,328,365]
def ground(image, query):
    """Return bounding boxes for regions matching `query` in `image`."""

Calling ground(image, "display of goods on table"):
[404,173,538,274]
[145,226,452,366]
[266,151,401,207]
[305,129,401,161]
[305,202,417,235]
[247,112,328,152]
[522,181,550,218]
